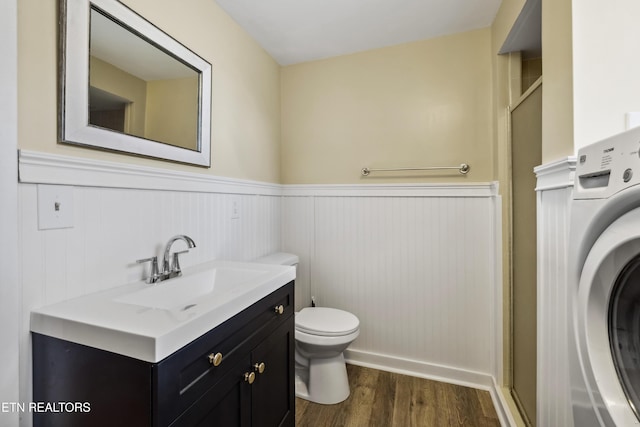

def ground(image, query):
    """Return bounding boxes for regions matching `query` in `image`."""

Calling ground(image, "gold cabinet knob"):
[254,362,266,374]
[274,304,284,315]
[244,371,256,384]
[208,352,223,366]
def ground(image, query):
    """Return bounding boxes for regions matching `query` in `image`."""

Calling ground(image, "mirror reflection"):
[89,7,200,150]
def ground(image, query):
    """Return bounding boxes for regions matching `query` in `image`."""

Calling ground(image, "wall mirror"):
[59,0,212,167]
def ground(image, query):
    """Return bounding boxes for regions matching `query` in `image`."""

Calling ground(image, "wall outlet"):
[626,112,640,130]
[37,185,74,230]
[231,198,240,220]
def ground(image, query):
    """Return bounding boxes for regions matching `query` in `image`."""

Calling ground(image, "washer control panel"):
[575,126,640,199]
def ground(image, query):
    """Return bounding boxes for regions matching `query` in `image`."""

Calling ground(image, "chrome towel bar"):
[361,163,470,176]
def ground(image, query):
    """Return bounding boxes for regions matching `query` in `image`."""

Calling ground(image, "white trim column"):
[535,157,576,427]
[0,0,20,425]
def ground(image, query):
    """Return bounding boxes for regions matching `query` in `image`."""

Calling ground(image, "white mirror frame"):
[60,0,212,167]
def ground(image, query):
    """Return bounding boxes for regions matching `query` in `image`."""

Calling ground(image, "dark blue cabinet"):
[33,282,295,427]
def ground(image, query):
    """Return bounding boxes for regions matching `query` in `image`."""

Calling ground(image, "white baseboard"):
[344,348,516,427]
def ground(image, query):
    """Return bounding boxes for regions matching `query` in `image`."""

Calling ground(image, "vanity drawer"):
[154,281,294,426]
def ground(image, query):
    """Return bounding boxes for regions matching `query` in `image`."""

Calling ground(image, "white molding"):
[534,156,577,191]
[19,150,501,199]
[18,150,281,196]
[345,349,515,426]
[283,181,499,198]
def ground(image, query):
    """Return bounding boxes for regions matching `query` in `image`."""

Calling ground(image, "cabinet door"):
[155,281,294,424]
[32,333,152,427]
[251,318,295,427]
[170,358,251,427]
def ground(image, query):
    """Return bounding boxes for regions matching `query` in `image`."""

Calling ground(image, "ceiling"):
[215,0,503,66]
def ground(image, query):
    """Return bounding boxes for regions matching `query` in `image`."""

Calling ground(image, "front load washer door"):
[577,207,640,426]
[609,256,640,420]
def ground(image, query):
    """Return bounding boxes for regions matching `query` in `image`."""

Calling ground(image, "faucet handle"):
[136,256,160,283]
[171,250,190,274]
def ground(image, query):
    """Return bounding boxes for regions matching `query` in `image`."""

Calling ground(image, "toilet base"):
[295,353,350,405]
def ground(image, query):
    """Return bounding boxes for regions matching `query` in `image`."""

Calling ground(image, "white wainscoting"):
[535,157,576,427]
[17,151,507,425]
[17,152,283,426]
[282,184,503,392]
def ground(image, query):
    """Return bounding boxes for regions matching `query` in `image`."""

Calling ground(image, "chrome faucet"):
[137,235,196,284]
[163,235,196,276]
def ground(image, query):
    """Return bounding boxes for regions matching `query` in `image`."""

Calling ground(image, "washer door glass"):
[609,255,640,420]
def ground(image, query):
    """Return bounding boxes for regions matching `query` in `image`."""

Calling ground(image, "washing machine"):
[568,125,640,426]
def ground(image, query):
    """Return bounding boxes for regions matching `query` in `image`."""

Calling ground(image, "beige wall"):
[146,77,199,149]
[18,0,281,183]
[89,58,199,149]
[572,0,640,151]
[281,28,493,184]
[90,56,148,138]
[542,0,573,163]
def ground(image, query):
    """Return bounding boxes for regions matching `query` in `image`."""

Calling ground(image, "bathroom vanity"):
[31,260,295,427]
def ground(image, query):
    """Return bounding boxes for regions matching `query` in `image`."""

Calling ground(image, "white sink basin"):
[30,260,295,363]
[114,266,269,310]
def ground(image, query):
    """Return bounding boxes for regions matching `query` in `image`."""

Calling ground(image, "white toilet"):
[254,252,360,405]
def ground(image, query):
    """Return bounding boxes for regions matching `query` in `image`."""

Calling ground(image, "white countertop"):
[30,260,295,363]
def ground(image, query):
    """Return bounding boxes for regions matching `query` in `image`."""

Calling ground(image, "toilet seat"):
[295,307,359,337]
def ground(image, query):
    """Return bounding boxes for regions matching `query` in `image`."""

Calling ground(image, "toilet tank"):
[253,252,299,267]
[255,253,302,311]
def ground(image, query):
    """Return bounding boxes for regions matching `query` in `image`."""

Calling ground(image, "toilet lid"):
[295,307,360,337]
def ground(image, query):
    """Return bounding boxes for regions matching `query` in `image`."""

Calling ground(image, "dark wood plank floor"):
[295,364,501,427]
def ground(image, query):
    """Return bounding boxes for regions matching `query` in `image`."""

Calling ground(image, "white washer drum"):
[577,207,640,426]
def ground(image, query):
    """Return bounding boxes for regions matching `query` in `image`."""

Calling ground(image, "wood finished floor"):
[295,364,501,427]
